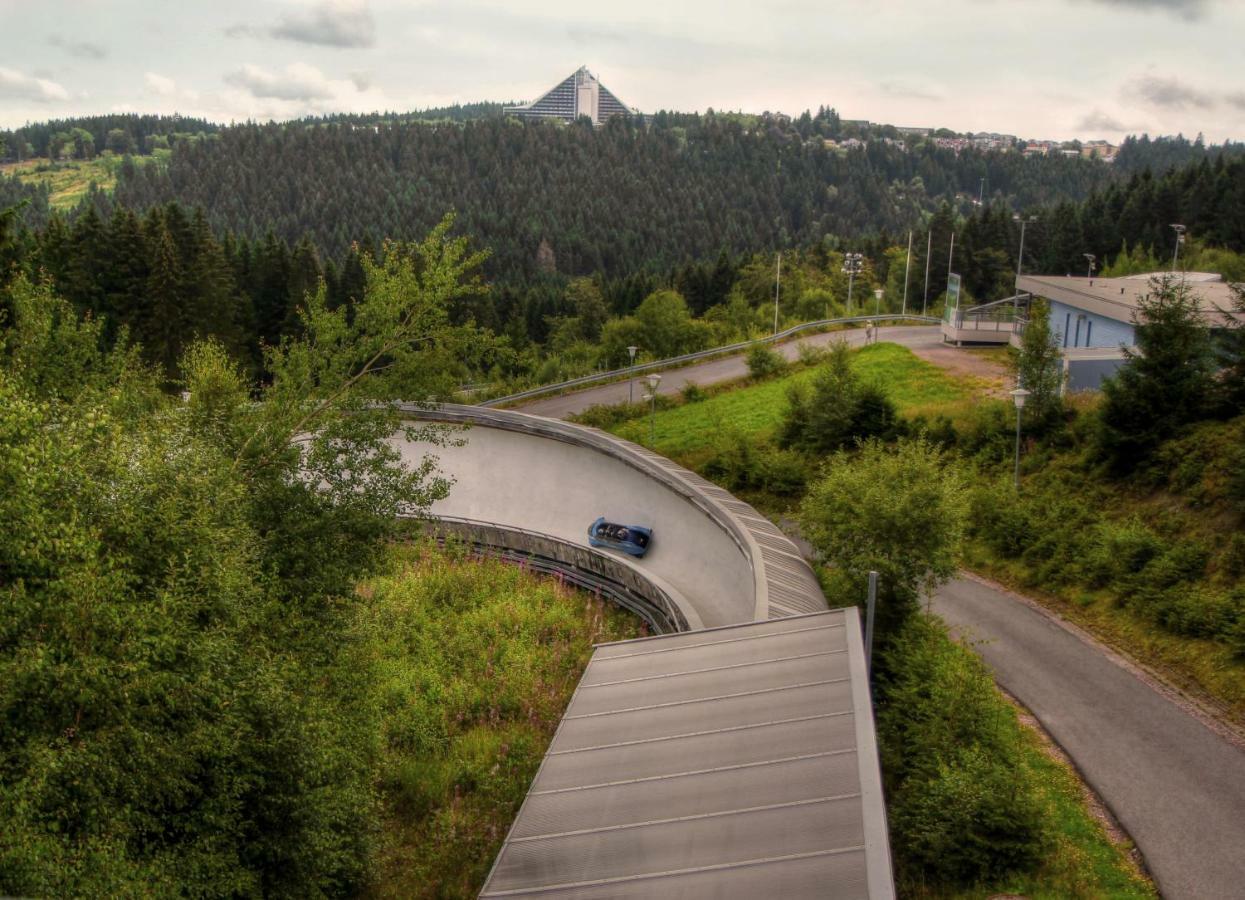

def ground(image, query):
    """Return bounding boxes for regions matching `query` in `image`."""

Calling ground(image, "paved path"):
[518,324,942,419]
[934,577,1245,900]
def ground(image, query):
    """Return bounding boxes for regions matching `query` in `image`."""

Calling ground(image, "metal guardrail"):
[479,314,940,407]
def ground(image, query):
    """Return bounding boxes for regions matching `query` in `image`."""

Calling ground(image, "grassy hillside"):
[355,541,642,898]
[1,153,162,210]
[611,342,984,460]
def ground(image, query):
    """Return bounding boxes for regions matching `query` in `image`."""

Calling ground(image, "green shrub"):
[1221,533,1245,581]
[1084,518,1164,589]
[1148,585,1242,640]
[795,340,829,366]
[892,747,1051,885]
[876,617,1052,888]
[700,430,807,496]
[746,342,788,379]
[680,382,708,403]
[778,342,901,455]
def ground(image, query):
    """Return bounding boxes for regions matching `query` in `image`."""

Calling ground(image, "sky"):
[1,0,1243,142]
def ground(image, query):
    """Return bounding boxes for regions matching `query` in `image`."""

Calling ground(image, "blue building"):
[1016,273,1238,390]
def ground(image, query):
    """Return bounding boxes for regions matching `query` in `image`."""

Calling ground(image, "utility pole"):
[922,230,932,316]
[902,230,912,316]
[773,251,782,334]
[977,176,985,207]
[842,252,863,316]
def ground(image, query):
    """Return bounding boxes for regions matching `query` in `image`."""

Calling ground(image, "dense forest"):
[2,110,1244,388]
[7,111,1240,280]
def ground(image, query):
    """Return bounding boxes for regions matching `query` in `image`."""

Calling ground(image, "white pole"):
[902,230,912,316]
[947,231,956,281]
[773,251,781,335]
[865,571,878,674]
[922,231,932,315]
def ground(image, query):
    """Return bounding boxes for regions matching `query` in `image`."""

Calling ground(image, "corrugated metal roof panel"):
[481,609,893,899]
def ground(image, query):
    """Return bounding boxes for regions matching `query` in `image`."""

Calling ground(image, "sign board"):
[943,273,962,323]
[946,273,961,309]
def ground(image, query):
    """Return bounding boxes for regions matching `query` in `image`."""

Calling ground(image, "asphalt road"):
[933,578,1245,900]
[515,332,1245,899]
[517,324,942,418]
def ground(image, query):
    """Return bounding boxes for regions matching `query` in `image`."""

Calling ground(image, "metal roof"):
[1017,274,1240,327]
[479,609,894,899]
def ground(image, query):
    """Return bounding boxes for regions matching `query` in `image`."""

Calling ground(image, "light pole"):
[922,231,932,316]
[1010,387,1030,490]
[1014,215,1037,324]
[901,231,912,316]
[645,372,662,447]
[773,251,782,335]
[841,252,863,315]
[873,287,883,319]
[627,345,639,404]
[1083,253,1096,279]
[1013,214,1037,279]
[1170,223,1187,272]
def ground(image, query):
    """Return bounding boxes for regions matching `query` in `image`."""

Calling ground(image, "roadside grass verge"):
[608,342,981,459]
[354,541,642,898]
[965,543,1245,724]
[880,615,1154,900]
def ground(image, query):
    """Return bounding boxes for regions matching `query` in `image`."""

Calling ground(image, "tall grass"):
[353,542,641,898]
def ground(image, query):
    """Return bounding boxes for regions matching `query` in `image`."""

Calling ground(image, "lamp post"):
[1014,215,1037,323]
[873,287,883,319]
[1010,387,1030,490]
[627,345,639,404]
[1013,215,1037,279]
[1083,253,1096,279]
[645,373,662,447]
[1170,223,1187,272]
[841,252,864,315]
[773,251,782,335]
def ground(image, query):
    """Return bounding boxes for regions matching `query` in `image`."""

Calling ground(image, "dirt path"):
[906,342,1011,395]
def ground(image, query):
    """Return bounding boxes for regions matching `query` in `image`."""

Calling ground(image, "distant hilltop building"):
[505,66,637,125]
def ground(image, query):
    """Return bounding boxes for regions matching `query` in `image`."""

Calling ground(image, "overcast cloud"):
[0,0,1242,142]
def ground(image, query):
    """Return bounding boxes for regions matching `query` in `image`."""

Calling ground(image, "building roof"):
[479,608,894,899]
[1017,273,1240,328]
[505,66,634,123]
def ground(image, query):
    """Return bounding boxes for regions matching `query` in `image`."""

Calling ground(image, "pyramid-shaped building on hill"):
[505,67,636,125]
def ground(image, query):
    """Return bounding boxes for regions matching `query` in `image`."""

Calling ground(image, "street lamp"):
[841,252,864,315]
[1083,253,1096,279]
[1009,387,1030,490]
[627,345,639,404]
[1170,224,1187,272]
[1013,215,1037,279]
[873,287,883,319]
[645,373,662,447]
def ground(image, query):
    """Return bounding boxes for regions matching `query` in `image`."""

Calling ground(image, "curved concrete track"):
[934,578,1245,900]
[518,324,941,419]
[394,405,827,630]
